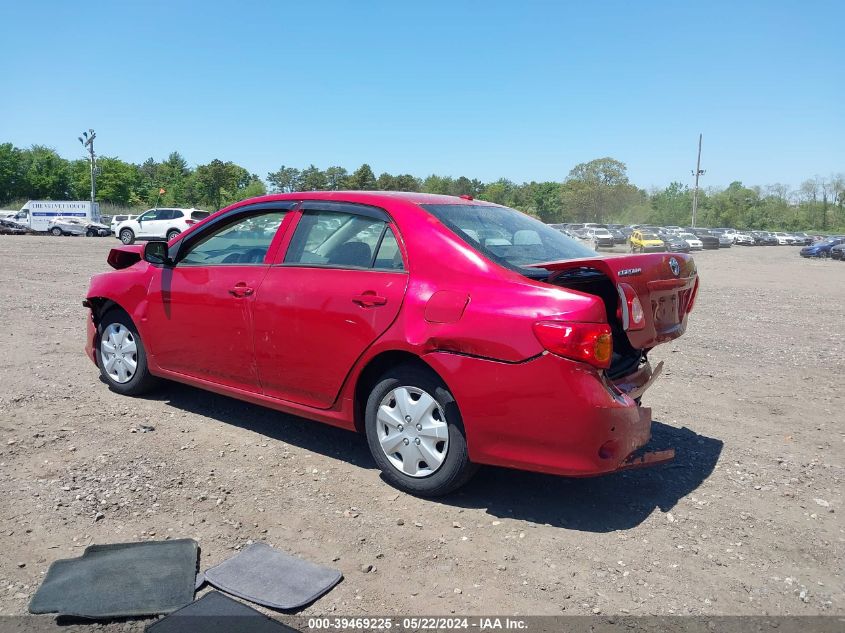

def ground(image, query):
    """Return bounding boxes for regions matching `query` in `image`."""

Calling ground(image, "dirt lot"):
[0,237,842,625]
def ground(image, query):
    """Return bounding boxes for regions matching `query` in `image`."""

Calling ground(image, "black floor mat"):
[146,591,300,633]
[29,539,199,618]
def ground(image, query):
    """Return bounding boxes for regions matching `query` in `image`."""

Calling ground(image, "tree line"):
[1,142,843,231]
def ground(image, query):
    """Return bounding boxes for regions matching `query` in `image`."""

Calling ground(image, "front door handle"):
[353,292,387,308]
[229,283,254,297]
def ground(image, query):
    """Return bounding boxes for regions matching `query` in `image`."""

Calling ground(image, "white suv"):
[115,208,210,244]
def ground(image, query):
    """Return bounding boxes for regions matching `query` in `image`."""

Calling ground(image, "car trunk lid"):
[529,253,698,351]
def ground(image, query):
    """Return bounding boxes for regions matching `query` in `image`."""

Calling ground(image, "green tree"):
[21,145,70,199]
[346,163,377,190]
[0,143,25,203]
[324,166,348,190]
[194,159,252,210]
[299,164,327,191]
[267,165,301,193]
[560,157,641,222]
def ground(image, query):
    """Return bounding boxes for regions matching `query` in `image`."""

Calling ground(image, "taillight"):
[686,276,700,313]
[617,283,646,331]
[532,321,613,369]
[185,219,197,226]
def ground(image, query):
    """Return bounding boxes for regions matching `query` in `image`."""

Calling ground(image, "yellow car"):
[630,230,666,253]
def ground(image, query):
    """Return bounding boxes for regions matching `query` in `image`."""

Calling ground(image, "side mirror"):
[143,240,172,266]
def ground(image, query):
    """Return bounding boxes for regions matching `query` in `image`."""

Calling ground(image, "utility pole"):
[78,129,97,205]
[690,133,705,227]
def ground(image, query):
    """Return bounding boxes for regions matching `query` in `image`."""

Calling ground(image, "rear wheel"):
[166,229,180,241]
[120,228,135,244]
[50,227,62,236]
[97,310,158,396]
[365,364,477,496]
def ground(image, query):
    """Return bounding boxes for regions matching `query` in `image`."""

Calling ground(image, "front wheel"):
[97,310,158,396]
[86,229,96,237]
[365,365,477,497]
[120,228,135,244]
[50,227,62,236]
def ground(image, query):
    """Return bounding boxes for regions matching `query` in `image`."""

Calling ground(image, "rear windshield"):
[641,233,659,240]
[191,211,210,220]
[420,204,595,269]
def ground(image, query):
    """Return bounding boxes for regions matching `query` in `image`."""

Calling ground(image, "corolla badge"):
[669,257,681,277]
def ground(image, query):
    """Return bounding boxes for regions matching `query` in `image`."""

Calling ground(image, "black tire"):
[50,227,62,236]
[97,309,158,396]
[365,364,477,497]
[86,229,96,237]
[166,229,180,241]
[120,228,135,244]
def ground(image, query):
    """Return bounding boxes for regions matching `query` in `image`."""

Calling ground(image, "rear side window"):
[373,227,404,270]
[285,210,387,269]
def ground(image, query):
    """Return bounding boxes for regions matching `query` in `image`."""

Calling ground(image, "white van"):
[10,200,100,233]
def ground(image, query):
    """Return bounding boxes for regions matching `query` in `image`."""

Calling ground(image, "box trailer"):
[10,200,101,233]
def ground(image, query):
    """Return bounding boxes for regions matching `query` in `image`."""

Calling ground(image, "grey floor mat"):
[203,543,341,610]
[146,591,299,633]
[29,539,199,618]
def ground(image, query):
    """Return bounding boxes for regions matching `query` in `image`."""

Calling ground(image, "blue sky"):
[1,1,842,190]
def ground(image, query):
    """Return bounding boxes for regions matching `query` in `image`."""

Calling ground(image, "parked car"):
[714,228,738,243]
[115,208,210,244]
[677,232,704,250]
[629,230,666,253]
[791,232,813,246]
[688,230,719,250]
[583,226,615,248]
[658,232,691,253]
[733,232,755,246]
[830,243,845,260]
[0,218,28,235]
[605,227,626,244]
[800,237,845,258]
[83,192,699,496]
[47,216,111,237]
[708,230,733,248]
[750,231,777,245]
[773,232,796,245]
[110,214,137,235]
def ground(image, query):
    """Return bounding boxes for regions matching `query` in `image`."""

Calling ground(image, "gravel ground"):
[0,236,842,627]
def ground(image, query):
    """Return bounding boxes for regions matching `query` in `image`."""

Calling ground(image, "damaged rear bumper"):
[423,351,675,477]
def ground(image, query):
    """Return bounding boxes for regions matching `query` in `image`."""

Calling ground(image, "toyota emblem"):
[669,257,680,277]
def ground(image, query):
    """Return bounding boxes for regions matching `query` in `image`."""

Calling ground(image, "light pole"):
[78,129,97,205]
[690,133,705,228]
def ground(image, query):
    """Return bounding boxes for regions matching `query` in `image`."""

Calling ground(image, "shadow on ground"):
[146,382,723,533]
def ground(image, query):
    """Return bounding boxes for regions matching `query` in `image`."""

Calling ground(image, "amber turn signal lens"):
[594,332,613,365]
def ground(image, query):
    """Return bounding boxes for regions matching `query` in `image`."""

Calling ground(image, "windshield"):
[641,233,660,240]
[679,233,697,239]
[420,204,596,269]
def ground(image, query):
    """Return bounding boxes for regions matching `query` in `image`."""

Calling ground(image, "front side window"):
[421,204,595,270]
[285,210,388,268]
[179,210,287,265]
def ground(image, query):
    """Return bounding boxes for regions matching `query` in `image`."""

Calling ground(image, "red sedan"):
[84,192,698,496]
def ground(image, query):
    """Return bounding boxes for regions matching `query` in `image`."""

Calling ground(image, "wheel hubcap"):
[377,386,449,477]
[100,323,138,384]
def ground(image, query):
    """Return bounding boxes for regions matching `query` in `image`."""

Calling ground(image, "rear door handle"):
[229,283,254,297]
[353,292,387,307]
